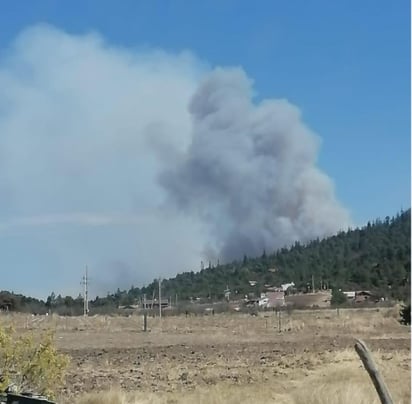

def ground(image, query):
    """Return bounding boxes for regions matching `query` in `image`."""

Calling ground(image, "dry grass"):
[292,348,410,404]
[77,349,411,404]
[77,384,288,404]
[291,354,410,404]
[1,306,409,403]
[1,305,403,338]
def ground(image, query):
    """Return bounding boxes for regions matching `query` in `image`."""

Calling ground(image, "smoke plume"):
[160,68,351,261]
[0,25,351,297]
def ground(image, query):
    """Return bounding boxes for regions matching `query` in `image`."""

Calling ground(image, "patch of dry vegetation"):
[77,349,410,404]
[77,384,287,404]
[290,349,410,404]
[1,306,410,403]
[0,325,69,399]
[1,305,404,339]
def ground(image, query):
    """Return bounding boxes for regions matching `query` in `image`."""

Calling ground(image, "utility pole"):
[81,266,89,316]
[312,274,315,293]
[151,288,155,310]
[224,285,230,301]
[158,277,162,319]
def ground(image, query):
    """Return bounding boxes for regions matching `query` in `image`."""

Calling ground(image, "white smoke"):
[0,25,207,297]
[0,25,351,297]
[159,68,352,260]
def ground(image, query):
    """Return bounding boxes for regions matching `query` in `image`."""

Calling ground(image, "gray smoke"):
[159,68,352,261]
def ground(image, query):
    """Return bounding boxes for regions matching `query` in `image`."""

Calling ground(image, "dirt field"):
[2,306,410,403]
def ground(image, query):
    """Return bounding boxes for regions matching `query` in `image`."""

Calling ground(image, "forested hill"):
[129,209,410,303]
[1,209,410,314]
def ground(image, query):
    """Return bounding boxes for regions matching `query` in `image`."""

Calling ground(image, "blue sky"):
[0,1,410,298]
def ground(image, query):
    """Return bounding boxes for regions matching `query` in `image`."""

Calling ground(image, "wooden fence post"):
[143,312,147,332]
[354,339,393,404]
[278,310,282,333]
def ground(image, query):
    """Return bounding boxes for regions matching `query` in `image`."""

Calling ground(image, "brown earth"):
[62,337,409,398]
[2,307,410,403]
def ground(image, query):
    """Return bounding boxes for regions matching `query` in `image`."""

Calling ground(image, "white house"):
[281,282,295,292]
[343,291,356,299]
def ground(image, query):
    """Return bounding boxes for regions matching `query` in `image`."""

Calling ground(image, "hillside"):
[1,209,410,314]
[128,209,410,304]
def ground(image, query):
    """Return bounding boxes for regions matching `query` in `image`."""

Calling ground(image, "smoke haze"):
[0,25,351,297]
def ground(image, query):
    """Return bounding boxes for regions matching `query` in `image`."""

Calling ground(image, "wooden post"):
[278,310,282,332]
[354,339,394,404]
[143,312,147,332]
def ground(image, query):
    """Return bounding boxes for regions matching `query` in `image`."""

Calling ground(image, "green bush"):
[0,325,70,399]
[331,289,347,306]
[400,303,411,325]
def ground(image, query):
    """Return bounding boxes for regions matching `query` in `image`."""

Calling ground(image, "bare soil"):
[3,307,410,403]
[62,336,409,399]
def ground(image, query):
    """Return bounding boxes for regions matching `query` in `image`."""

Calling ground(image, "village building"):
[343,291,356,300]
[354,291,375,303]
[141,299,170,310]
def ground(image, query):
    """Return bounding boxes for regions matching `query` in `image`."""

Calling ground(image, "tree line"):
[1,209,410,314]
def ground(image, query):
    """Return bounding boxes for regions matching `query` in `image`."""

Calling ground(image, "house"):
[245,293,260,307]
[118,304,140,310]
[354,291,374,303]
[0,302,11,311]
[141,299,170,309]
[343,291,356,300]
[256,291,286,308]
[245,298,259,307]
[266,286,283,292]
[281,282,295,292]
[248,280,257,286]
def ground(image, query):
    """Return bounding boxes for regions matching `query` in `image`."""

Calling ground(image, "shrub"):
[399,303,411,325]
[331,289,347,306]
[0,325,70,399]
